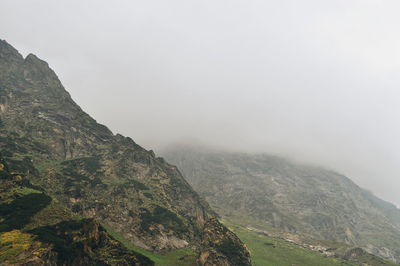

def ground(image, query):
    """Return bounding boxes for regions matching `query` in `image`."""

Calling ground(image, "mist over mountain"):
[162,143,400,262]
[1,1,400,265]
[1,0,400,207]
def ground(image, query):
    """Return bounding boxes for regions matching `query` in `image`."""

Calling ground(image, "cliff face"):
[0,40,250,265]
[162,144,400,263]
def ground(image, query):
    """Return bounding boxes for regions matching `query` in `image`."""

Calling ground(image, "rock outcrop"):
[198,218,251,266]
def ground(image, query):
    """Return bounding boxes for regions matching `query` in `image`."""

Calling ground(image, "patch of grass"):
[143,192,154,199]
[221,220,350,266]
[30,220,91,262]
[0,230,35,263]
[24,201,78,230]
[140,206,188,234]
[36,159,63,172]
[61,156,102,174]
[219,238,245,261]
[102,224,197,266]
[128,179,149,190]
[0,193,52,232]
[14,187,42,195]
[89,177,103,187]
[3,157,37,176]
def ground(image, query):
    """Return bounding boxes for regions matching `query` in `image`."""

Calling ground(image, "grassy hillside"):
[105,218,345,266]
[222,220,398,266]
[102,217,399,266]
[223,220,344,266]
[102,224,197,266]
[163,145,400,262]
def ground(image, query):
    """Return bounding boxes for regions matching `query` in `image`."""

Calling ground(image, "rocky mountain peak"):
[22,52,63,88]
[0,40,251,265]
[0,39,22,59]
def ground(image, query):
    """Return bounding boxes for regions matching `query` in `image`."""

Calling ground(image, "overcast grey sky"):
[1,0,400,206]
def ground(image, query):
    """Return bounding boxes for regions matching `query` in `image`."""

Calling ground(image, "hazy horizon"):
[1,0,400,207]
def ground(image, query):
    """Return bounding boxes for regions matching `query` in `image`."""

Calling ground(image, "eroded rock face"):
[198,218,251,266]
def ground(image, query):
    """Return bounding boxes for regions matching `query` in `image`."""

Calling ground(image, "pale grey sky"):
[1,0,400,206]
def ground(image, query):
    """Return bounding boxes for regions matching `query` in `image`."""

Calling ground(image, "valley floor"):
[105,219,399,266]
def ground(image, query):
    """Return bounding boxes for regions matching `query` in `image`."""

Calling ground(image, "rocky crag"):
[198,218,252,266]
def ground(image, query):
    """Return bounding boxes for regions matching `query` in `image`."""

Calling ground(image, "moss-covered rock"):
[198,218,251,266]
[0,154,153,265]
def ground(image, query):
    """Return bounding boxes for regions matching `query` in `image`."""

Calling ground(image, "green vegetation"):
[29,219,150,265]
[0,154,154,265]
[0,192,52,232]
[61,156,102,174]
[128,179,149,190]
[59,157,107,197]
[14,187,42,195]
[0,230,40,264]
[163,146,400,262]
[222,220,346,266]
[0,181,154,265]
[200,218,252,266]
[221,220,399,266]
[102,224,197,266]
[140,205,188,234]
[36,159,62,172]
[0,41,252,266]
[143,192,154,199]
[219,238,245,261]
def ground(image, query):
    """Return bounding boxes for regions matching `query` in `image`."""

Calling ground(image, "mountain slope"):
[0,40,250,265]
[0,154,153,265]
[223,219,398,266]
[162,144,400,262]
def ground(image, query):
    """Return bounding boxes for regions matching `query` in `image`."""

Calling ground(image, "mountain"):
[162,144,400,262]
[0,40,251,265]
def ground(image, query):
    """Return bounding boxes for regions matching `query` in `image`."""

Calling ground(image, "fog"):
[1,0,400,206]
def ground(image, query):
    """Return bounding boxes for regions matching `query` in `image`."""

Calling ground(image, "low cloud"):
[1,0,399,206]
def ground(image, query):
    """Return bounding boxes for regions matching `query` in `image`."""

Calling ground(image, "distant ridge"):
[163,144,400,262]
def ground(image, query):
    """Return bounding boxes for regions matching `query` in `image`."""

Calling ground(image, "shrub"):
[139,205,187,234]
